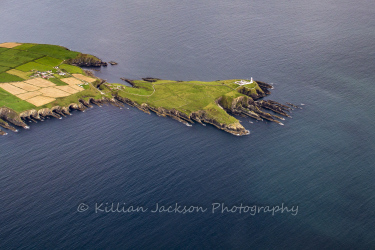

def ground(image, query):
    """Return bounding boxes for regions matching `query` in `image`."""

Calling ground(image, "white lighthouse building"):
[235,77,254,86]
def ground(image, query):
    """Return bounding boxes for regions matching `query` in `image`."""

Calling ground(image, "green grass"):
[11,43,37,51]
[0,66,10,73]
[0,47,9,54]
[53,73,65,79]
[16,62,54,72]
[35,56,63,67]
[26,44,79,60]
[82,84,90,90]
[116,79,244,124]
[0,88,36,112]
[0,49,41,60]
[219,90,245,109]
[59,64,83,74]
[0,53,39,68]
[0,42,257,128]
[0,72,25,83]
[203,102,238,124]
[149,95,188,110]
[48,77,68,86]
[6,69,31,79]
[0,49,42,68]
[236,82,264,97]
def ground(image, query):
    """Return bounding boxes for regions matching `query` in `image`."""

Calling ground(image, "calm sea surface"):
[1,0,375,249]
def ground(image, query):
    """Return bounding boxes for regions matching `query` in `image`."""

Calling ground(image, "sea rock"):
[0,107,28,128]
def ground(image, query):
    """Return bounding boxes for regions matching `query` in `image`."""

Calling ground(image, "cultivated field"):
[61,77,83,85]
[0,43,102,109]
[72,74,96,83]
[26,96,56,107]
[0,42,21,48]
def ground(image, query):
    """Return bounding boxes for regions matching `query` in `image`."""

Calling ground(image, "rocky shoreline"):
[114,95,250,136]
[0,42,298,136]
[0,76,299,136]
[0,96,123,136]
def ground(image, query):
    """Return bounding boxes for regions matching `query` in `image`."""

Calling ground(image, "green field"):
[0,47,9,53]
[35,56,63,67]
[48,77,69,86]
[0,88,36,112]
[0,42,105,113]
[25,44,79,59]
[12,43,36,51]
[59,64,83,74]
[0,50,40,68]
[6,69,31,79]
[115,79,244,124]
[16,62,55,72]
[0,72,25,83]
[0,66,10,73]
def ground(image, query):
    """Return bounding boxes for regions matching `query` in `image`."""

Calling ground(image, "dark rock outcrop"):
[142,77,161,82]
[65,54,107,67]
[256,80,273,95]
[218,95,294,126]
[120,78,136,86]
[0,118,18,132]
[0,107,28,129]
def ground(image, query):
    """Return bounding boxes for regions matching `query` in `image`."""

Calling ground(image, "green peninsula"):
[0,42,295,136]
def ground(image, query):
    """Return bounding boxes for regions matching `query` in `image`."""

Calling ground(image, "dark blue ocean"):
[1,0,375,249]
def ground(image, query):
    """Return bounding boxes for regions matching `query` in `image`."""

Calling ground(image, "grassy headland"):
[0,42,293,136]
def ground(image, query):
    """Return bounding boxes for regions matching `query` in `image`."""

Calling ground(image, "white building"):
[235,77,254,86]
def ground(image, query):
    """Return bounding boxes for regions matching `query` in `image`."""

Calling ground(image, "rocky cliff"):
[17,97,123,125]
[114,95,249,136]
[218,95,292,126]
[65,53,107,67]
[0,107,28,130]
[0,76,298,137]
